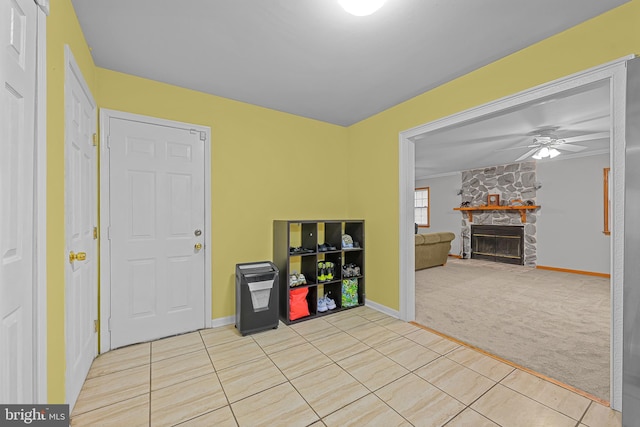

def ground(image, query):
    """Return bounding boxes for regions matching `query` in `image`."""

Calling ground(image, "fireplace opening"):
[471,225,524,265]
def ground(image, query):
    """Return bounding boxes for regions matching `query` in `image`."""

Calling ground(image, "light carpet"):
[415,258,610,401]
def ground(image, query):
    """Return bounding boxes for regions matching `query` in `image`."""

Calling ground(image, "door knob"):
[194,243,203,250]
[69,251,87,262]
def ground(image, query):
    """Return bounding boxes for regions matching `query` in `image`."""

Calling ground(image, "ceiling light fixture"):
[338,0,386,16]
[532,146,561,160]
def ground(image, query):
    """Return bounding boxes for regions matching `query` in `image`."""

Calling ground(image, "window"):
[414,187,430,227]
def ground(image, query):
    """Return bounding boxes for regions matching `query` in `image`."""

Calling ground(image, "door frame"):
[99,109,212,353]
[398,54,634,411]
[35,0,48,403]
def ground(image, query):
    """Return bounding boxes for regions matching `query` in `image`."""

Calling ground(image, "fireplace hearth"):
[471,225,524,265]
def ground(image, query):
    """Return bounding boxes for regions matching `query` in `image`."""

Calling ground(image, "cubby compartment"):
[317,252,342,285]
[324,221,343,250]
[323,282,343,310]
[290,254,318,286]
[342,250,364,279]
[274,220,365,324]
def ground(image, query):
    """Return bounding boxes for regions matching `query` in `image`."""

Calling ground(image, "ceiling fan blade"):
[492,136,535,152]
[553,143,587,152]
[515,147,540,162]
[495,144,537,152]
[563,132,609,143]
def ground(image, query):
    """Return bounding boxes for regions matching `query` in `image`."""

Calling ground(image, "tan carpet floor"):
[415,258,610,401]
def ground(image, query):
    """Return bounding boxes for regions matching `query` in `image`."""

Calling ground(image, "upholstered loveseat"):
[415,232,456,270]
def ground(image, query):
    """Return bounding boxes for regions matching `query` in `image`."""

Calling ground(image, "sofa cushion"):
[438,232,456,243]
[415,234,425,245]
[421,233,441,244]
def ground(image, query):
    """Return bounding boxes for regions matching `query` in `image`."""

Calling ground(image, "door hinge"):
[92,133,98,146]
[94,319,98,333]
[190,129,207,141]
[93,226,98,240]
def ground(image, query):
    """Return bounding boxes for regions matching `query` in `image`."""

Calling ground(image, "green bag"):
[341,278,358,307]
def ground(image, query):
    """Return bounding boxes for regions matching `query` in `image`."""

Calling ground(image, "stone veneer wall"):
[460,162,538,266]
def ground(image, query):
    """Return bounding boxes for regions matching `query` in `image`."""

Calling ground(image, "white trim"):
[365,300,400,319]
[34,5,47,404]
[609,61,627,410]
[399,54,634,411]
[210,315,235,329]
[99,109,213,353]
[204,125,213,333]
[35,0,49,15]
[98,111,111,353]
[398,135,415,322]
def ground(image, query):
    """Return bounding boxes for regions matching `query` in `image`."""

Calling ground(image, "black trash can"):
[235,261,279,336]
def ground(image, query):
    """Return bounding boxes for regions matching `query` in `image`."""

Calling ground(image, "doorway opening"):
[399,55,632,410]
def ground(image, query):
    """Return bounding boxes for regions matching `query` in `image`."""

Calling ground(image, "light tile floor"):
[71,306,622,427]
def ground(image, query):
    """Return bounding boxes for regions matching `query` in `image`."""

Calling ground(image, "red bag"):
[289,287,310,321]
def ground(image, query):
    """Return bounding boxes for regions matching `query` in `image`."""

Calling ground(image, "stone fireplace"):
[459,162,538,267]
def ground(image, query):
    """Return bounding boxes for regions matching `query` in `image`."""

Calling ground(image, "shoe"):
[318,262,327,282]
[289,272,300,287]
[325,262,334,280]
[297,272,307,285]
[317,296,328,312]
[352,264,360,276]
[324,294,336,310]
[342,264,353,277]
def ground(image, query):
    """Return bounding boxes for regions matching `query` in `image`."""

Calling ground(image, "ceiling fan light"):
[338,0,386,16]
[548,148,561,158]
[532,149,544,160]
[538,147,550,158]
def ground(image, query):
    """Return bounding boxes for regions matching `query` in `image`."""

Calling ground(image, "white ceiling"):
[413,81,611,179]
[71,0,628,126]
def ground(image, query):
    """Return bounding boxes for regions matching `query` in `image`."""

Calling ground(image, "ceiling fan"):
[510,129,609,162]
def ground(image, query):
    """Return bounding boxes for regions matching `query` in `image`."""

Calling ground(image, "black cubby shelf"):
[273,220,365,325]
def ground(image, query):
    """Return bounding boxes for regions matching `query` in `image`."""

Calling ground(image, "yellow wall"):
[47,0,348,402]
[46,0,640,403]
[46,0,97,403]
[96,69,349,320]
[347,0,640,309]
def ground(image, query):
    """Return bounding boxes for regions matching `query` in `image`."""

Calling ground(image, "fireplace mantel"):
[453,205,540,223]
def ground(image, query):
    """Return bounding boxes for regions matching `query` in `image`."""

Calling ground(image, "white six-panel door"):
[108,117,206,349]
[0,0,37,404]
[64,46,97,409]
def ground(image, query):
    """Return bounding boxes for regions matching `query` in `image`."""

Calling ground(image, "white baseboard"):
[210,315,235,328]
[365,299,400,319]
[210,304,399,329]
